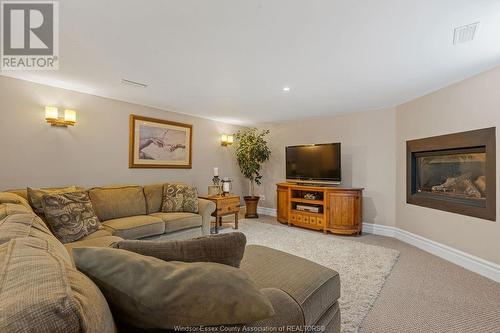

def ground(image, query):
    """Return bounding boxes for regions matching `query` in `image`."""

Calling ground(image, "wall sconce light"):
[45,106,77,127]
[221,134,234,146]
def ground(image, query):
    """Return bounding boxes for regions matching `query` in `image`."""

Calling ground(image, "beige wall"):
[396,66,500,264]
[2,65,500,265]
[259,108,397,227]
[0,76,246,196]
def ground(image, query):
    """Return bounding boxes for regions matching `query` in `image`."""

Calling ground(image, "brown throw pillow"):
[27,186,79,214]
[41,191,101,244]
[162,183,198,213]
[114,232,247,268]
[73,247,275,329]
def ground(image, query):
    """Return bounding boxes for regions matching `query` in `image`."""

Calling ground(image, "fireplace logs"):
[430,173,482,199]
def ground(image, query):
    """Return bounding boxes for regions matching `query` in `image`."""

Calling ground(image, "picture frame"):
[129,114,193,169]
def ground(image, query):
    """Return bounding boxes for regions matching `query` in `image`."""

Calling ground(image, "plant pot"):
[244,196,260,218]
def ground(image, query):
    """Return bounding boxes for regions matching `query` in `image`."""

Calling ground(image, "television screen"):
[286,143,341,183]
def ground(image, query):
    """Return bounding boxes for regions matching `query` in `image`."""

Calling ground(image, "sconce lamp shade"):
[45,106,58,120]
[220,134,234,146]
[64,109,77,123]
[45,106,76,127]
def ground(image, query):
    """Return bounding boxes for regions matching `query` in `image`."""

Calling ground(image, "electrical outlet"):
[260,194,266,201]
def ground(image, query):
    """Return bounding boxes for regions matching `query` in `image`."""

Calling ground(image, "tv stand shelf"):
[276,183,364,236]
[290,198,324,205]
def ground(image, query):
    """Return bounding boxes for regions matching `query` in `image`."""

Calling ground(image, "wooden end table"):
[199,194,240,234]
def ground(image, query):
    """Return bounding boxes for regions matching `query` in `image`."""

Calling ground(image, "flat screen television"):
[286,143,341,184]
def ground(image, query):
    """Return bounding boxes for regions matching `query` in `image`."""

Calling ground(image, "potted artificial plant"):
[234,128,271,218]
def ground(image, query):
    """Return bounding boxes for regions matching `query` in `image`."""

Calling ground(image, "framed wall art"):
[129,114,192,168]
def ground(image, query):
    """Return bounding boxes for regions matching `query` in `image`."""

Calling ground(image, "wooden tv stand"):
[276,183,363,235]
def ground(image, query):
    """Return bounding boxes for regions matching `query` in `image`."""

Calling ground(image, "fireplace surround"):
[407,127,496,221]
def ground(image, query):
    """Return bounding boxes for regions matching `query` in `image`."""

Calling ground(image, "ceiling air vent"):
[121,78,148,88]
[453,22,479,45]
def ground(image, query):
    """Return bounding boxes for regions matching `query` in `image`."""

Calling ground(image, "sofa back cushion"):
[0,238,115,333]
[0,203,72,265]
[4,189,29,200]
[0,192,32,211]
[143,183,164,214]
[0,202,32,220]
[88,186,147,221]
[66,267,117,333]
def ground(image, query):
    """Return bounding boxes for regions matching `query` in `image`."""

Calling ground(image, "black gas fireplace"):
[407,127,496,221]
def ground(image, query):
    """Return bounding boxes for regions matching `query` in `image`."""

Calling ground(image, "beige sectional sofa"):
[0,185,341,332]
[8,183,216,242]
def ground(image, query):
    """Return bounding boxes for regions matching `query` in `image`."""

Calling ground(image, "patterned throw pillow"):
[161,183,199,213]
[27,186,79,214]
[41,191,101,244]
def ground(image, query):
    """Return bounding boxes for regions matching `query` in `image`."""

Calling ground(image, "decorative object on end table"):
[212,167,221,185]
[221,177,232,196]
[129,114,192,169]
[209,167,222,196]
[208,185,222,196]
[233,128,271,218]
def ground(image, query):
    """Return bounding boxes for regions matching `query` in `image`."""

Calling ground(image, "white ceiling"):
[3,0,500,124]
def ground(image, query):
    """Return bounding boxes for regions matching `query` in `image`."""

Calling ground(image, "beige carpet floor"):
[217,214,500,333]
[221,219,399,332]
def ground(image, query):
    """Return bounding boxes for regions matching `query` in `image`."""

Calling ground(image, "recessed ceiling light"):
[282,86,291,92]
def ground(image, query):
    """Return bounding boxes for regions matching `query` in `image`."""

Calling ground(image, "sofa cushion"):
[5,189,29,200]
[241,245,340,326]
[65,235,122,251]
[0,192,31,211]
[41,191,102,244]
[27,186,79,214]
[151,212,202,233]
[102,215,165,239]
[65,235,123,261]
[73,247,275,329]
[78,228,114,240]
[0,238,115,333]
[0,203,32,220]
[143,183,164,214]
[114,232,247,268]
[66,268,117,333]
[162,183,198,213]
[88,185,147,221]
[0,208,72,265]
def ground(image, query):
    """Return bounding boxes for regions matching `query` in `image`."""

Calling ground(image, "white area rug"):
[222,220,399,333]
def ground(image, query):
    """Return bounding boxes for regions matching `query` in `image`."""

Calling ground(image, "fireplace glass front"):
[414,147,486,205]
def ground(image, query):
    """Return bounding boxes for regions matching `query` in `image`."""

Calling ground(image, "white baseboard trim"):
[363,223,500,283]
[254,206,499,282]
[257,206,277,217]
